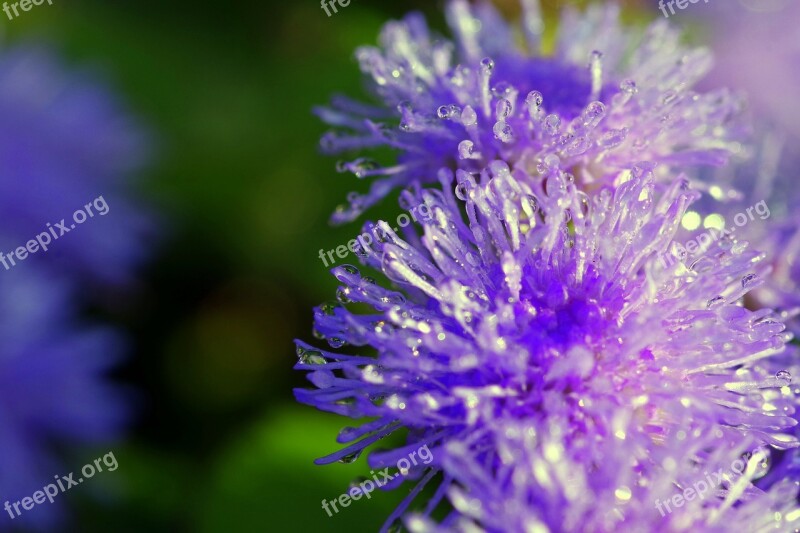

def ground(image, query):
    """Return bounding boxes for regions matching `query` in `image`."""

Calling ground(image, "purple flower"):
[0,45,148,528]
[296,163,799,530]
[0,45,152,285]
[683,1,800,328]
[317,0,745,223]
[697,0,800,143]
[0,268,128,529]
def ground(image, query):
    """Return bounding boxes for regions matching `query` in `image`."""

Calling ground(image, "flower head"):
[296,163,799,530]
[0,45,148,528]
[0,268,128,529]
[682,0,800,329]
[318,0,744,223]
[0,45,152,285]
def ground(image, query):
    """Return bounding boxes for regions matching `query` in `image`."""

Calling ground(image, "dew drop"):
[327,337,346,349]
[437,104,461,120]
[582,101,606,128]
[352,242,369,258]
[742,273,759,288]
[543,114,561,135]
[298,349,326,365]
[526,90,543,108]
[455,182,469,201]
[689,257,715,273]
[338,427,361,442]
[730,242,748,256]
[496,98,512,119]
[493,120,514,142]
[776,370,792,385]
[576,191,590,217]
[319,302,340,316]
[338,450,363,464]
[620,79,638,94]
[522,194,539,217]
[480,57,495,72]
[336,287,352,304]
[351,158,379,177]
[458,140,475,159]
[461,105,478,126]
[363,365,384,384]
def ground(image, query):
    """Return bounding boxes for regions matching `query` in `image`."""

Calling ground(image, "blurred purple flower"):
[0,45,152,285]
[0,267,128,529]
[318,0,745,223]
[0,45,150,528]
[698,0,800,142]
[296,163,799,531]
[683,0,800,325]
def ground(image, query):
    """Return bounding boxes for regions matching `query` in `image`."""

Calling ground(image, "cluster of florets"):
[296,2,800,531]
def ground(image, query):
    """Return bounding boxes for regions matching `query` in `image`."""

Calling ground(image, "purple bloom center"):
[494,57,596,118]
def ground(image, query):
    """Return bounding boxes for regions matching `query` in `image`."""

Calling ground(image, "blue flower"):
[0,45,152,285]
[296,163,799,531]
[0,45,149,528]
[0,268,129,529]
[318,0,745,223]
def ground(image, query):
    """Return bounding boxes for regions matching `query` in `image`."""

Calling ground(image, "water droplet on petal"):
[493,120,514,142]
[742,273,759,288]
[455,182,469,201]
[582,101,606,128]
[319,302,341,316]
[458,140,474,159]
[461,105,478,126]
[363,364,384,384]
[776,370,792,385]
[336,287,352,303]
[298,349,326,365]
[496,98,512,119]
[522,194,539,217]
[339,427,360,442]
[620,79,638,94]
[437,104,461,120]
[544,114,561,135]
[327,337,346,349]
[526,90,543,108]
[338,450,363,464]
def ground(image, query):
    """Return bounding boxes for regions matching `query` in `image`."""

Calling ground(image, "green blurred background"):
[2,0,649,531]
